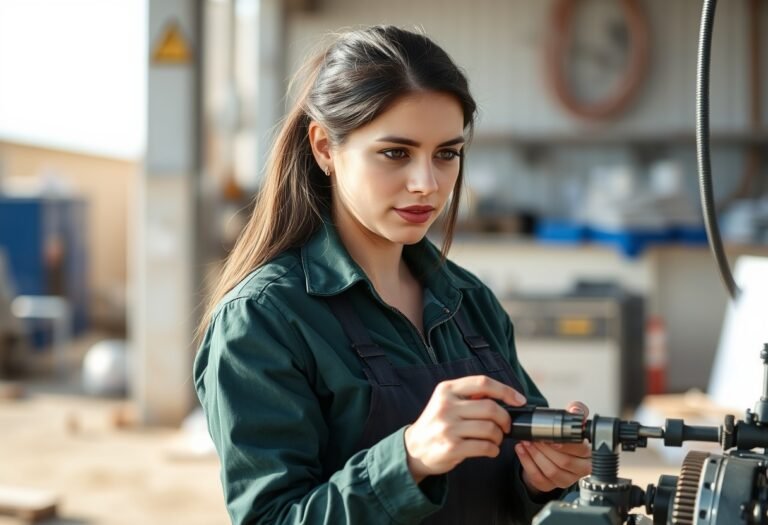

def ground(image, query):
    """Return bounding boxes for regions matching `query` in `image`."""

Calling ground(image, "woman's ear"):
[308,121,333,172]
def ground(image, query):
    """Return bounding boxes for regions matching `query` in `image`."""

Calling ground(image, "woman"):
[195,26,591,524]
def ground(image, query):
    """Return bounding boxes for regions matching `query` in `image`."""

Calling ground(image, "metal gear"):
[671,451,710,525]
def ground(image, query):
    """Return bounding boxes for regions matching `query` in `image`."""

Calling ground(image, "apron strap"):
[325,294,400,386]
[452,308,503,373]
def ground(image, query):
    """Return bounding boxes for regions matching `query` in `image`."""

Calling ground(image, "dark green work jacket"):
[194,220,552,524]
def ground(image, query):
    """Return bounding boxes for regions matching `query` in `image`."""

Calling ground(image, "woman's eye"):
[436,149,462,161]
[381,149,409,160]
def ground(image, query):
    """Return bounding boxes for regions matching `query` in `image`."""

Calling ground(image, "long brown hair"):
[199,26,477,335]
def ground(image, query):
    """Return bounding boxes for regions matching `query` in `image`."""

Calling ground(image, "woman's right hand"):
[403,375,527,483]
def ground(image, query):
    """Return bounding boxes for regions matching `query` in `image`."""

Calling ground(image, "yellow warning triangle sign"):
[152,21,192,64]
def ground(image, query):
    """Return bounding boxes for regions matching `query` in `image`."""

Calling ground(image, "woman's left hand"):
[515,401,592,494]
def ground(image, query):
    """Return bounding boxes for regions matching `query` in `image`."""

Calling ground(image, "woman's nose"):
[407,159,439,195]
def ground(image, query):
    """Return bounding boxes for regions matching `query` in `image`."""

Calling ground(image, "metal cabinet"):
[502,288,645,417]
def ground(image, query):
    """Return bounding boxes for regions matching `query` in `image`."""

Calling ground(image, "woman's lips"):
[394,207,434,224]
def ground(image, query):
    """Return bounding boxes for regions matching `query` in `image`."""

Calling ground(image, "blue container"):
[588,227,672,258]
[0,195,89,347]
[535,219,588,244]
[673,225,708,245]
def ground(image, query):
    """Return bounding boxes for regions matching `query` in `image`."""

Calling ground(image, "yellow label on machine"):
[557,317,595,337]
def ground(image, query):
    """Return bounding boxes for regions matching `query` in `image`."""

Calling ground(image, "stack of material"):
[0,485,58,522]
[0,249,25,377]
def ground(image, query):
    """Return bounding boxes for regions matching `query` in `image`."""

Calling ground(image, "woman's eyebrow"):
[375,135,465,147]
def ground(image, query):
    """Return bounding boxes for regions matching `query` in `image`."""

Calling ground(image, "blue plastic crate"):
[588,227,673,258]
[673,225,708,245]
[535,219,588,244]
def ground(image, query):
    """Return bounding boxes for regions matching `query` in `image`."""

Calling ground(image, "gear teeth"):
[671,451,710,525]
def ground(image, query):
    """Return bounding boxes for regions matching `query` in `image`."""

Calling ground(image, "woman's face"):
[327,91,465,246]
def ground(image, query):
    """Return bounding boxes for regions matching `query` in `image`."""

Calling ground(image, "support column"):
[132,0,201,425]
[253,0,284,188]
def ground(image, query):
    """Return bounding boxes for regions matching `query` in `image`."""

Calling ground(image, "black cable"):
[696,0,741,300]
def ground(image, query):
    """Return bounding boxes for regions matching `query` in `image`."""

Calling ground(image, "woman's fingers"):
[527,442,592,477]
[453,419,505,445]
[405,376,527,481]
[408,382,592,488]
[552,442,592,460]
[516,442,556,492]
[442,375,526,407]
[456,398,512,433]
[518,441,577,488]
[566,401,589,419]
[457,438,502,459]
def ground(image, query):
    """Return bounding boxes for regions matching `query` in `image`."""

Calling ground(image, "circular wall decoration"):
[545,0,650,120]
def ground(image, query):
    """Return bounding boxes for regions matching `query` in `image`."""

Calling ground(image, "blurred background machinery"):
[502,282,645,417]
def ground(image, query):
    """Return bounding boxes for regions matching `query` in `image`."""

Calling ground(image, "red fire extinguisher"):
[645,315,667,395]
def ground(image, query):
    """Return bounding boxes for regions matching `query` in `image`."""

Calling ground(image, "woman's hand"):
[516,401,592,494]
[404,375,527,484]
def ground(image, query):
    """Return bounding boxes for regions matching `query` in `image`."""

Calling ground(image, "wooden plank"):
[0,486,58,522]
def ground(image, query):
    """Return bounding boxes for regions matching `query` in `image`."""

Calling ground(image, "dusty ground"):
[0,334,228,525]
[0,386,228,525]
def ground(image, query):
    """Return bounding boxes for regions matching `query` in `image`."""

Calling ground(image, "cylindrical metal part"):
[665,419,684,446]
[638,426,664,439]
[591,416,620,452]
[762,345,768,396]
[507,408,584,442]
[591,450,619,483]
[755,344,768,423]
[664,418,720,446]
[647,475,678,523]
[735,422,768,450]
[684,425,720,443]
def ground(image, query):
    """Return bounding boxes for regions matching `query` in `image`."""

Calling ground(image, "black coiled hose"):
[696,0,741,300]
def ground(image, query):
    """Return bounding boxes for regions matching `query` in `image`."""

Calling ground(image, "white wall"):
[285,0,768,135]
[282,0,766,214]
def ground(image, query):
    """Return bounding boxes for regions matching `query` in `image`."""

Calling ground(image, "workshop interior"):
[0,0,767,523]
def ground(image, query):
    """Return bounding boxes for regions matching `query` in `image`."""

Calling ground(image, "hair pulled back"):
[200,26,477,333]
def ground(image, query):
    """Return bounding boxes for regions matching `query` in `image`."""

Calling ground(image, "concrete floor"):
[0,334,708,524]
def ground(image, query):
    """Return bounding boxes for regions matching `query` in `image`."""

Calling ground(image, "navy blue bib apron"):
[326,294,528,524]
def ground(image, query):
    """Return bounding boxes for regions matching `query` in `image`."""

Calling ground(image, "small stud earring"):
[324,166,331,177]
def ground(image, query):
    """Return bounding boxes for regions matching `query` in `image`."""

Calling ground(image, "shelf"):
[472,130,768,147]
[446,233,768,252]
